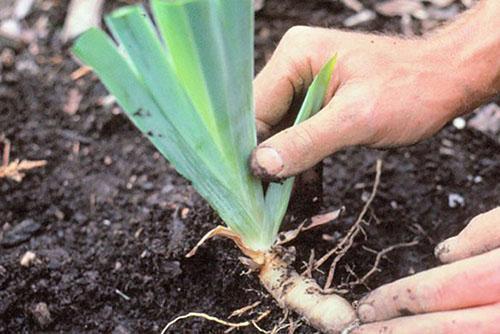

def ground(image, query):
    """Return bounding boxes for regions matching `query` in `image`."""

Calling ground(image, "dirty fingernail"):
[434,237,456,262]
[251,146,284,178]
[357,303,376,323]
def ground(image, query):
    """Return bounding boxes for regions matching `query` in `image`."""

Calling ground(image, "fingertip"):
[357,303,377,323]
[250,146,284,180]
[434,237,457,263]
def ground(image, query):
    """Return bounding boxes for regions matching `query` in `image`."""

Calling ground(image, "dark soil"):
[1,1,499,333]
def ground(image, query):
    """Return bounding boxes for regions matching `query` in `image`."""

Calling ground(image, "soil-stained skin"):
[1,0,499,333]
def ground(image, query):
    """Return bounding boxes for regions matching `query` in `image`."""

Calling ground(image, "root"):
[259,250,358,334]
[161,310,270,334]
[349,240,419,287]
[312,159,383,290]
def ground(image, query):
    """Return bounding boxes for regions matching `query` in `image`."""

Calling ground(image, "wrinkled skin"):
[353,207,500,334]
[251,2,499,180]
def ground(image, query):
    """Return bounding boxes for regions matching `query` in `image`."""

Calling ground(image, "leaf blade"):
[264,56,338,246]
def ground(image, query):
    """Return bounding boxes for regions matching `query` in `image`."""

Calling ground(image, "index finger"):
[357,248,500,323]
[254,47,302,135]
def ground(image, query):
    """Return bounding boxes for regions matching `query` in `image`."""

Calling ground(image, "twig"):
[318,159,383,290]
[71,66,91,80]
[229,301,261,318]
[115,289,131,301]
[350,240,419,286]
[0,159,47,182]
[302,249,315,278]
[161,310,270,334]
[0,137,47,182]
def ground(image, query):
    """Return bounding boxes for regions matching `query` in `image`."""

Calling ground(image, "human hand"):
[250,26,467,180]
[250,20,499,180]
[352,207,500,334]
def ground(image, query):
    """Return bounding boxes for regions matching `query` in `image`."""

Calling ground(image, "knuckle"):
[281,25,312,45]
[413,282,444,313]
[292,124,316,152]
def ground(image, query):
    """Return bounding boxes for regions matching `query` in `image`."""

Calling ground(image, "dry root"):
[0,138,46,182]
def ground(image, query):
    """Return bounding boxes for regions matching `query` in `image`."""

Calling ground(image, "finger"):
[357,248,500,323]
[352,302,500,334]
[254,28,313,131]
[251,85,374,179]
[435,207,500,263]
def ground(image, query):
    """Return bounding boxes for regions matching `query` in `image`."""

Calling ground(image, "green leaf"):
[263,56,337,246]
[72,0,336,252]
[151,0,265,226]
[72,25,262,248]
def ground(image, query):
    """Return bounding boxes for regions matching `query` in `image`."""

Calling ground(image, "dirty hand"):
[250,0,500,180]
[352,207,500,334]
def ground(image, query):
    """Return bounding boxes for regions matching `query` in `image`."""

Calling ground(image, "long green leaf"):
[72,1,336,252]
[151,0,265,226]
[72,27,263,248]
[264,56,337,246]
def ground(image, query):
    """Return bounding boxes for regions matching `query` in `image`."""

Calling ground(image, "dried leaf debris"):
[0,138,46,182]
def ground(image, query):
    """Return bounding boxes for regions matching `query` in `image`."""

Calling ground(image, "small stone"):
[20,251,37,267]
[1,219,41,247]
[30,302,52,328]
[452,117,466,130]
[181,207,189,219]
[114,261,122,271]
[448,193,465,208]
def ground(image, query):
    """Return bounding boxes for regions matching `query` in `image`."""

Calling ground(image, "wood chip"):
[375,0,424,17]
[71,66,91,80]
[0,159,47,182]
[341,0,364,12]
[343,9,376,27]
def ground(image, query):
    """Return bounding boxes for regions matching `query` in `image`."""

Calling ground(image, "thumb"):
[435,207,500,263]
[250,88,371,180]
